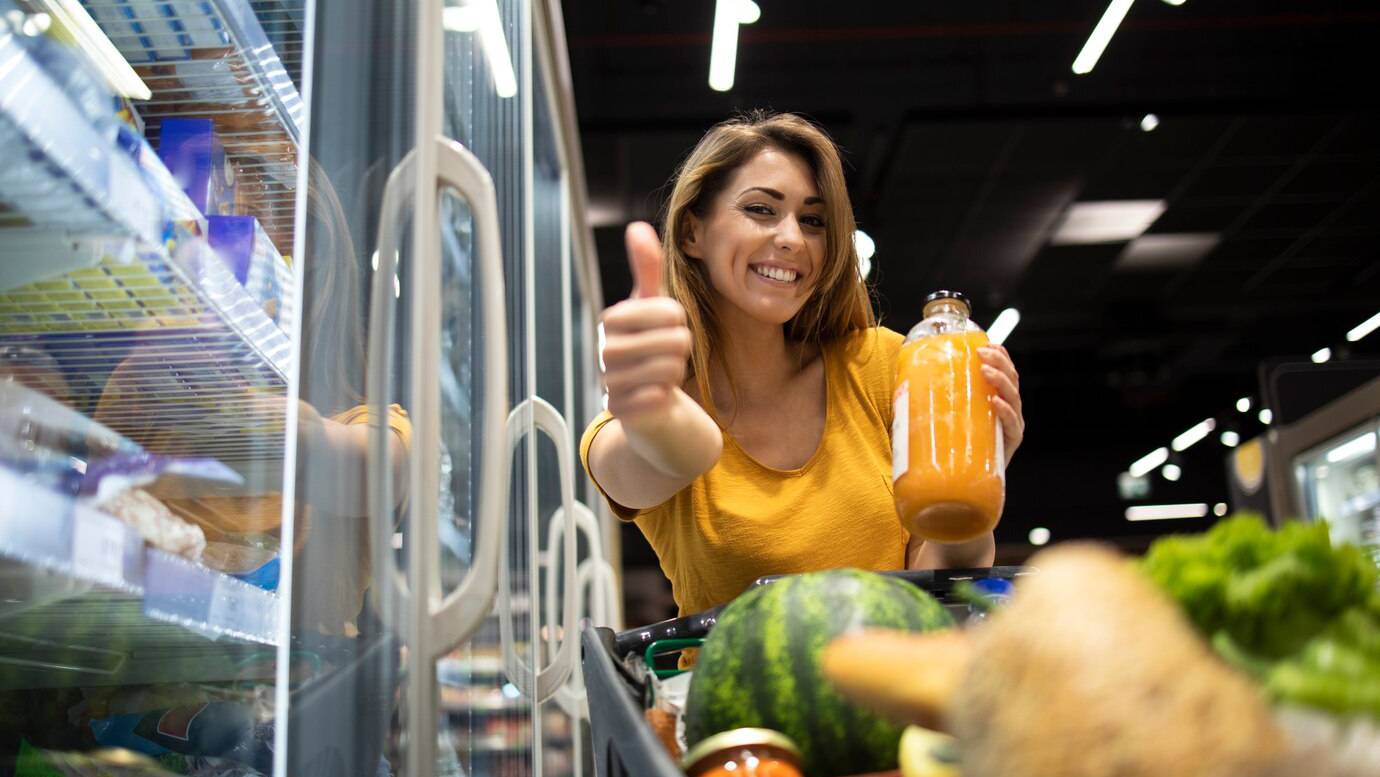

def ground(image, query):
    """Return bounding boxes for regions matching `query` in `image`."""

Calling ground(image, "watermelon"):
[683,569,955,776]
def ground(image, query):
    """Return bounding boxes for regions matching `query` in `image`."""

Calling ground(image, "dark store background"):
[563,1,1380,618]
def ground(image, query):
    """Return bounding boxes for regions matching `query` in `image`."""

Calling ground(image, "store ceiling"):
[564,0,1380,558]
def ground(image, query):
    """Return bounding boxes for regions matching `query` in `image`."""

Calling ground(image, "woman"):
[580,111,1025,620]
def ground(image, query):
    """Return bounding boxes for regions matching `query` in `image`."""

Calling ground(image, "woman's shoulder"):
[829,325,905,368]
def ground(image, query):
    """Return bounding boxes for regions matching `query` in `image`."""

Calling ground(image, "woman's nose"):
[775,215,805,252]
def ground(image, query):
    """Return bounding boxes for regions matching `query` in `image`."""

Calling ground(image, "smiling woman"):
[580,110,1027,630]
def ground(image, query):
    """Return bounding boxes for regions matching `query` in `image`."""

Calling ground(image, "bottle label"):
[892,380,909,483]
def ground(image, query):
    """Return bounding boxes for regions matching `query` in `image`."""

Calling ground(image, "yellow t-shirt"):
[580,326,909,618]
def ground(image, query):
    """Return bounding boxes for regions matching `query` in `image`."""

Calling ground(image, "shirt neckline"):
[721,340,835,477]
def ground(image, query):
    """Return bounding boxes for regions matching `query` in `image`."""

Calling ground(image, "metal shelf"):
[0,466,280,688]
[80,0,305,254]
[0,236,291,480]
[0,27,163,247]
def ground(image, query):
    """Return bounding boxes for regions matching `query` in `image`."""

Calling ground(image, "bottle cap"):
[922,290,972,318]
[682,728,803,773]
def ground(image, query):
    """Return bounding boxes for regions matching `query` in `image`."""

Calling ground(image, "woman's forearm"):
[907,532,996,570]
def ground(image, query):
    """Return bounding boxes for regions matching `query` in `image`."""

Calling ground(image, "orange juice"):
[892,293,1005,542]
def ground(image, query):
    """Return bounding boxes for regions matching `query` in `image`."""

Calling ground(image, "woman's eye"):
[801,215,826,228]
[743,204,774,216]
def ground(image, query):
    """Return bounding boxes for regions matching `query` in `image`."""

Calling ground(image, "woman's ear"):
[680,213,703,259]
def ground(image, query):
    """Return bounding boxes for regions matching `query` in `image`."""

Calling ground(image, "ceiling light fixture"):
[1214,502,1228,517]
[1258,408,1273,425]
[1236,396,1252,413]
[709,0,760,92]
[1128,446,1170,478]
[1126,503,1210,521]
[1051,200,1167,245]
[987,308,1021,346]
[1072,0,1135,75]
[1311,347,1332,364]
[1115,233,1220,271]
[1162,0,1186,6]
[1220,430,1240,448]
[1028,527,1051,546]
[1161,462,1182,481]
[1139,113,1160,132]
[1171,418,1216,452]
[1345,311,1380,343]
[854,230,875,279]
[1326,432,1376,464]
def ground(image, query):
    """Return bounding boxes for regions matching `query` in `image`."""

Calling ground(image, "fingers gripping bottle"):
[892,291,1005,542]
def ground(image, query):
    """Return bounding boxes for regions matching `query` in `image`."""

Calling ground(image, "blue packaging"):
[157,119,236,217]
[207,215,290,323]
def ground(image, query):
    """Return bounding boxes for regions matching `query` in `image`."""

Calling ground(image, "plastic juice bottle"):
[892,290,1005,542]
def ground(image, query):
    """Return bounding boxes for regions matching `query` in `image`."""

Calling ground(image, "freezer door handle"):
[366,135,509,655]
[547,499,620,718]
[498,397,579,702]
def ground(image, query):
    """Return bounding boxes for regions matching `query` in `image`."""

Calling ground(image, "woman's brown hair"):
[660,110,875,418]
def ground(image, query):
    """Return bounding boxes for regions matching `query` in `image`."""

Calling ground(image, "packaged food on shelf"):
[93,488,206,562]
[207,216,292,325]
[201,541,279,592]
[3,1,119,134]
[157,119,238,218]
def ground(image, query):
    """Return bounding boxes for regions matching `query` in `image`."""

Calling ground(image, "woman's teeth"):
[752,265,798,283]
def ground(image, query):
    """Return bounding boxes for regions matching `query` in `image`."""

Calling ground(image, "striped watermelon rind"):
[684,569,955,776]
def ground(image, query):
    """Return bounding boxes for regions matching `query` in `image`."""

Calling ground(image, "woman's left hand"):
[979,345,1024,467]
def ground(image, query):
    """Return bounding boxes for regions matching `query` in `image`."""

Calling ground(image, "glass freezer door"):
[0,0,309,771]
[1293,421,1380,568]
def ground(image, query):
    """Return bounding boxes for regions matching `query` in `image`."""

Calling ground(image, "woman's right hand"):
[600,222,693,434]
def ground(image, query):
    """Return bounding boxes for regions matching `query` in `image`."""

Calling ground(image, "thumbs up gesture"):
[600,222,694,431]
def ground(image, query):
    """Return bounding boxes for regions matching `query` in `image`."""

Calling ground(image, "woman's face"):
[686,147,829,327]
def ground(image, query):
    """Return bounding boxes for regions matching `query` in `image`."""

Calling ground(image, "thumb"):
[625,221,665,299]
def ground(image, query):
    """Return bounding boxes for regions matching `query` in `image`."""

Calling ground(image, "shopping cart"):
[581,566,1025,777]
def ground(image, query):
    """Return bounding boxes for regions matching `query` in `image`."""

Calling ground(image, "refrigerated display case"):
[1290,420,1379,566]
[1267,376,1380,569]
[0,0,616,775]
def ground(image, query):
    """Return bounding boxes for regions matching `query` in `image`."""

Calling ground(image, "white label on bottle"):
[892,380,909,483]
[73,511,127,589]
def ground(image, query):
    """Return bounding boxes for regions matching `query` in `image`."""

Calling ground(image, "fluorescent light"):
[1129,446,1169,478]
[1161,462,1182,481]
[987,308,1021,346]
[34,0,150,99]
[1163,0,1186,6]
[450,0,516,98]
[1126,503,1210,521]
[1213,502,1228,517]
[1028,527,1051,546]
[1140,113,1160,132]
[1236,396,1252,413]
[853,230,876,262]
[1258,409,1273,425]
[1346,311,1380,342]
[1325,432,1376,464]
[1171,418,1216,452]
[710,0,760,92]
[1072,0,1135,75]
[1116,233,1219,271]
[442,5,480,31]
[1220,430,1240,448]
[854,230,875,279]
[1311,347,1332,364]
[1051,200,1167,245]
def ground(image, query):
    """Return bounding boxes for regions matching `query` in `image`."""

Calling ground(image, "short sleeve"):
[578,410,644,522]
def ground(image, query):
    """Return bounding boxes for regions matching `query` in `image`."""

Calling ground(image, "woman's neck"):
[709,300,813,411]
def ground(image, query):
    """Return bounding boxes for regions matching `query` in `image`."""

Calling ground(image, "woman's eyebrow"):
[739,186,825,206]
